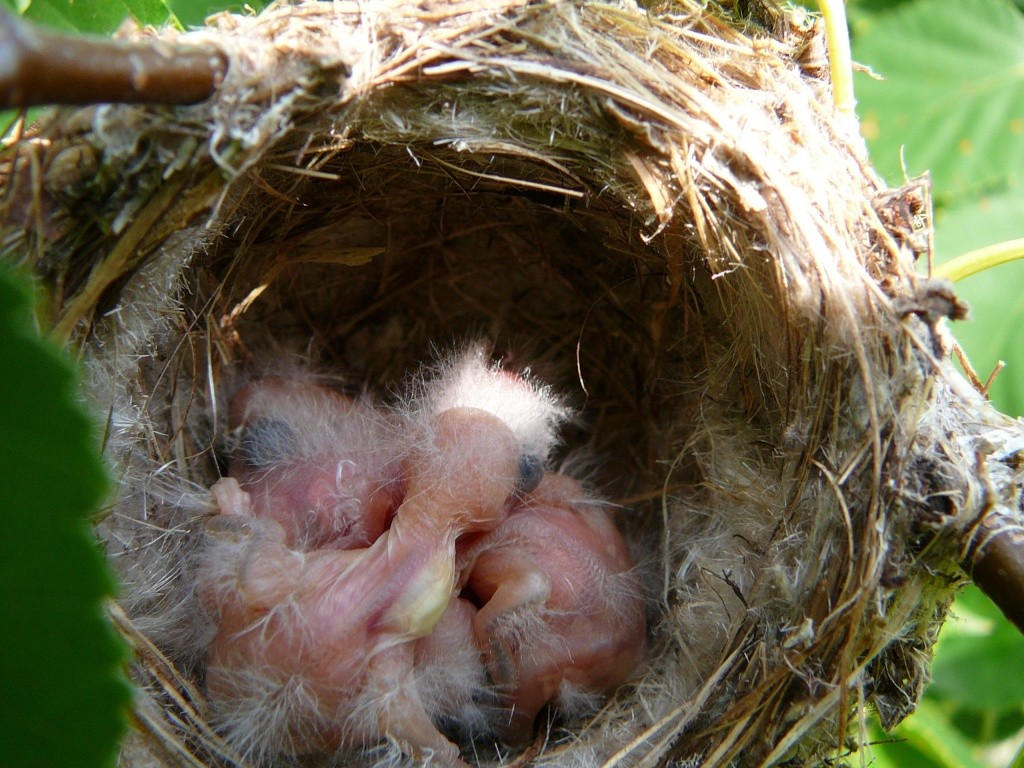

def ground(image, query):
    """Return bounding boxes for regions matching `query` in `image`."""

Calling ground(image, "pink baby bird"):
[199,350,569,766]
[464,472,647,742]
[220,378,403,550]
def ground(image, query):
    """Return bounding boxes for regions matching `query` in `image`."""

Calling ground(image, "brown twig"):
[0,8,227,108]
[965,516,1024,635]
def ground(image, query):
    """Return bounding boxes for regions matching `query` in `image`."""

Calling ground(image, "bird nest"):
[1,0,1009,766]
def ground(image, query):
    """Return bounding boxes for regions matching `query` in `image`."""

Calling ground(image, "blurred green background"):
[1,0,1023,765]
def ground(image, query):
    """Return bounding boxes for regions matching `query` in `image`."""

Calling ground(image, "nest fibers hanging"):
[4,0,1020,766]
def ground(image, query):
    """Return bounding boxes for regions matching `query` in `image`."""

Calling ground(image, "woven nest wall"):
[2,1,1006,766]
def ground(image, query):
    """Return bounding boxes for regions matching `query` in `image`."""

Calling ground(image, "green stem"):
[933,238,1024,283]
[816,0,856,119]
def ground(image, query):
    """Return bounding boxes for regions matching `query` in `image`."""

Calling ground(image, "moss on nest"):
[1,1,1012,766]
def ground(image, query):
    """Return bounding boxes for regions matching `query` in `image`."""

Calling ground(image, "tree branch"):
[0,9,227,109]
[965,513,1024,635]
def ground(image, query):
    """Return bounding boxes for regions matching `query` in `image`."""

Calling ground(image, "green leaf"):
[0,265,131,768]
[1,0,272,33]
[1012,736,1024,768]
[866,701,987,768]
[0,0,31,14]
[852,0,1024,205]
[847,0,917,36]
[892,698,988,768]
[124,0,175,27]
[12,0,171,33]
[932,186,1024,416]
[865,729,934,768]
[166,0,267,28]
[928,587,1024,710]
[20,0,135,33]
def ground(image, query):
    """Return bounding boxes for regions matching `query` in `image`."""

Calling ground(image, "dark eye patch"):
[236,418,299,468]
[514,453,544,498]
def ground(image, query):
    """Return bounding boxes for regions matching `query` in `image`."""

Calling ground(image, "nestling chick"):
[223,378,403,550]
[199,351,569,766]
[464,472,648,742]
[413,595,492,741]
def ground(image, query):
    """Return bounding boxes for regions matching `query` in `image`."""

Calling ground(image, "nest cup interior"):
[198,145,693,497]
[119,139,703,755]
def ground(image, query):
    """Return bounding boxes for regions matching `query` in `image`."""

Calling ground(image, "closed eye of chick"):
[220,378,404,551]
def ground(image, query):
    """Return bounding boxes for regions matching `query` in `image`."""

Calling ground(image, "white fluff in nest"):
[192,349,647,767]
[413,345,572,466]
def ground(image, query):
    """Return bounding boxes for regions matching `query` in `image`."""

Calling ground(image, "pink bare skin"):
[464,473,648,742]
[200,407,525,766]
[224,379,403,550]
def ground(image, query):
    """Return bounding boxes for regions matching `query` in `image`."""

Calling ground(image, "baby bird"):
[222,378,403,550]
[463,472,647,743]
[199,351,569,766]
